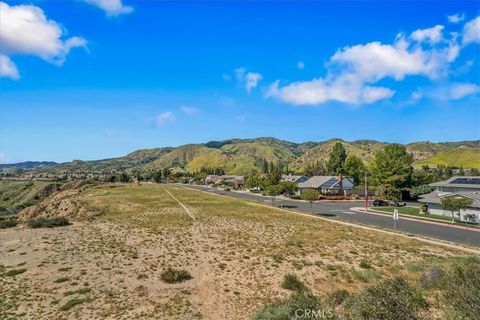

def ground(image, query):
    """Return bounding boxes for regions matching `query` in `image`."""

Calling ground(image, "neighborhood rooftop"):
[429,176,480,189]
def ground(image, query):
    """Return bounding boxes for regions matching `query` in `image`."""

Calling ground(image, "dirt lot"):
[0,184,471,319]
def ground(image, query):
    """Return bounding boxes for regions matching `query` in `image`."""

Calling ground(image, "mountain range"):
[2,138,479,174]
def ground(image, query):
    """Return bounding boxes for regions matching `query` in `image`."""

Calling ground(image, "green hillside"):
[13,138,479,175]
[289,139,385,172]
[0,180,60,214]
[414,147,480,169]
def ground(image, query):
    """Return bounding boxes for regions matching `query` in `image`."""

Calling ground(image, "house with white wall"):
[418,176,480,223]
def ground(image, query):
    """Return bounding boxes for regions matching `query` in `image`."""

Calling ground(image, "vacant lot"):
[0,183,475,319]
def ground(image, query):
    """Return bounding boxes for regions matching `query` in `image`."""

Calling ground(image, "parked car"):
[373,199,389,206]
[373,199,406,207]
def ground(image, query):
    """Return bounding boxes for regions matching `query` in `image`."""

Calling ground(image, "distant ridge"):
[3,138,479,175]
[0,161,58,170]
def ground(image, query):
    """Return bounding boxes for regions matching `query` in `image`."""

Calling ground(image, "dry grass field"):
[0,184,477,319]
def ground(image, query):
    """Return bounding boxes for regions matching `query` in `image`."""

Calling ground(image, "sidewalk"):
[350,207,480,232]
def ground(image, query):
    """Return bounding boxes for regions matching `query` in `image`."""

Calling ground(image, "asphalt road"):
[184,185,480,247]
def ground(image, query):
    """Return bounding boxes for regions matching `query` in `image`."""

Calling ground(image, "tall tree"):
[344,155,365,185]
[326,142,347,175]
[370,144,413,189]
[441,197,473,223]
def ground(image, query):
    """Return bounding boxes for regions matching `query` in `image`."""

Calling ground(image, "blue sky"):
[0,0,479,163]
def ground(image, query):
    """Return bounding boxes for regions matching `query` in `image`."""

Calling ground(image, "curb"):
[351,207,480,233]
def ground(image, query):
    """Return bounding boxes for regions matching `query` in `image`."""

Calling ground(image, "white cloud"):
[407,90,423,104]
[235,67,262,92]
[267,22,464,106]
[180,106,199,115]
[463,16,480,45]
[410,25,444,44]
[447,83,479,100]
[266,78,394,106]
[82,0,133,16]
[448,13,465,24]
[297,61,305,70]
[245,72,263,93]
[0,55,19,80]
[0,2,87,64]
[0,154,5,163]
[154,112,175,127]
[0,2,86,79]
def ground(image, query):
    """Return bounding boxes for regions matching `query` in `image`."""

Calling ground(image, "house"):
[281,174,309,184]
[204,175,245,188]
[418,176,480,223]
[297,176,354,195]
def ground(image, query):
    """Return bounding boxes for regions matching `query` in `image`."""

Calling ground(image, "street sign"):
[393,209,399,230]
[393,209,399,220]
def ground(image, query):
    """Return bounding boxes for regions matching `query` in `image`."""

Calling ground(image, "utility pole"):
[364,171,368,212]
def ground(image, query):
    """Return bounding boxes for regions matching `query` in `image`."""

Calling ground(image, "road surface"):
[184,185,480,247]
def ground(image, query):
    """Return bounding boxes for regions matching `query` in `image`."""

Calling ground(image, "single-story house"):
[281,174,309,184]
[418,176,480,223]
[204,175,245,188]
[297,176,354,195]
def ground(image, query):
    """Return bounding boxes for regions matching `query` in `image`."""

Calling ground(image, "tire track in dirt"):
[162,186,219,319]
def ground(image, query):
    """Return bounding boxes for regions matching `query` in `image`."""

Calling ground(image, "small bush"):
[281,274,306,292]
[4,268,27,277]
[352,270,382,283]
[344,277,428,320]
[252,292,334,320]
[54,277,70,283]
[328,289,350,306]
[0,218,17,229]
[420,266,445,289]
[60,298,85,311]
[359,260,372,269]
[27,217,70,228]
[160,267,192,283]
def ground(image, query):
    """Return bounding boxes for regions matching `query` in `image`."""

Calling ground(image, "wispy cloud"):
[448,13,465,24]
[235,67,263,93]
[0,153,6,163]
[154,112,175,127]
[235,115,246,123]
[297,61,305,70]
[180,105,199,115]
[82,0,133,16]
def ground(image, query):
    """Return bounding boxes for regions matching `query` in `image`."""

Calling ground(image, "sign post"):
[393,209,399,230]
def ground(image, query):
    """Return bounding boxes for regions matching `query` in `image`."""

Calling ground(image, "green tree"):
[410,185,434,199]
[326,142,347,175]
[370,144,414,194]
[301,189,320,213]
[245,171,265,190]
[152,171,162,183]
[441,197,473,223]
[279,181,298,197]
[344,155,365,185]
[265,184,283,206]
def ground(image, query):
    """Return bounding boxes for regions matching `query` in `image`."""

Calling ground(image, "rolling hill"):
[414,146,480,169]
[4,138,479,176]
